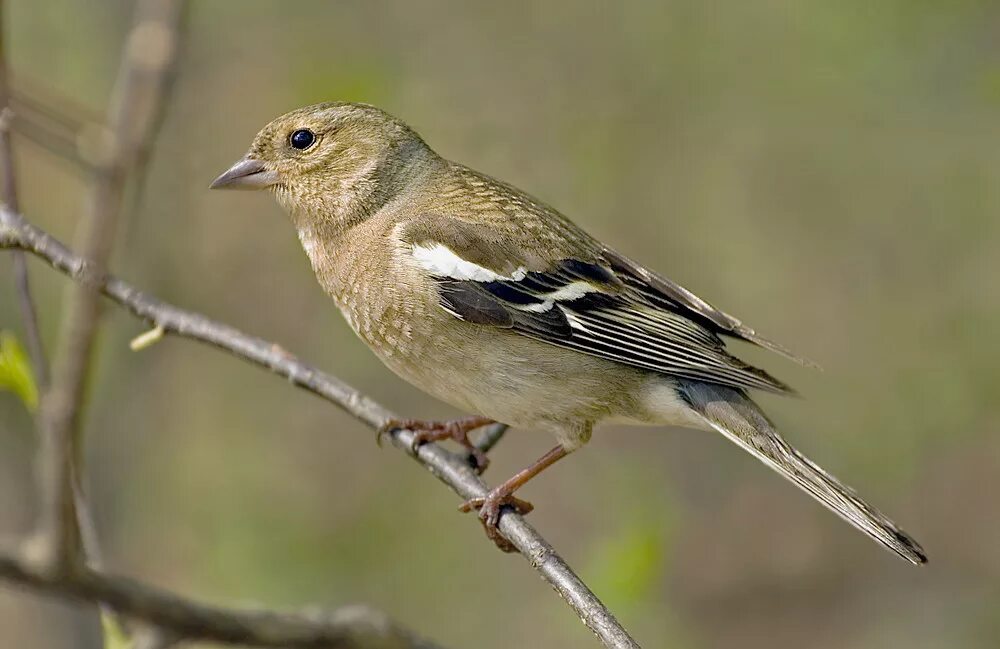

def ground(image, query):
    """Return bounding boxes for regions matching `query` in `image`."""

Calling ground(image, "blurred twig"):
[0,1,465,648]
[8,87,90,169]
[0,4,48,388]
[33,0,185,574]
[0,550,445,649]
[121,1,188,227]
[11,1,186,648]
[0,71,98,169]
[0,209,643,649]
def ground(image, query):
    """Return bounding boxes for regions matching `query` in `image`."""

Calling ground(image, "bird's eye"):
[289,129,315,150]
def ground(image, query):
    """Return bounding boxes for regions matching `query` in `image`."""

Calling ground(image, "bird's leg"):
[459,445,569,552]
[378,415,495,473]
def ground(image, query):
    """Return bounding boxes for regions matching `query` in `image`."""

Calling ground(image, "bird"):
[210,101,926,564]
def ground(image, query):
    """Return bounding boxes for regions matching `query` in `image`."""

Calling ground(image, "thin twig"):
[121,1,189,225]
[0,549,446,649]
[33,0,186,574]
[8,92,89,170]
[0,209,642,649]
[0,4,511,649]
[0,4,48,387]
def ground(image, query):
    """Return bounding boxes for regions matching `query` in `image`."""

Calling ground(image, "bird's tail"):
[677,380,927,565]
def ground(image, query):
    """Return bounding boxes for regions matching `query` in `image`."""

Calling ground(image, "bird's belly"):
[357,312,646,429]
[329,264,657,431]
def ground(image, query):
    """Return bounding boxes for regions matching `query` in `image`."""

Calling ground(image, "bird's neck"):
[283,145,443,299]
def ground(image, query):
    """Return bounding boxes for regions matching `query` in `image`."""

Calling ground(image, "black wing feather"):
[438,281,514,327]
[429,258,794,395]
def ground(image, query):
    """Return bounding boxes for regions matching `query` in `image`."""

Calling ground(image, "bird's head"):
[210,102,433,226]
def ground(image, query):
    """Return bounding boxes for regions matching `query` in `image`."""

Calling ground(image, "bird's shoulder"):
[393,161,603,275]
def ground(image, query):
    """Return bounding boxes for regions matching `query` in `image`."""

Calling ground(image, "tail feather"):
[678,380,927,565]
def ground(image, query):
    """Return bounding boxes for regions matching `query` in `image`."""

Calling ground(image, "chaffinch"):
[211,102,926,564]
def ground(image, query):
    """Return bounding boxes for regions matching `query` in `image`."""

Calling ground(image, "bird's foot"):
[377,416,495,473]
[459,489,534,553]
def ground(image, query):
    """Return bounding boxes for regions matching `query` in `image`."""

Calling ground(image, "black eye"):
[289,129,315,150]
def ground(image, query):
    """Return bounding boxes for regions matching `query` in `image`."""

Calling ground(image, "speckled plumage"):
[283,157,660,449]
[211,102,926,564]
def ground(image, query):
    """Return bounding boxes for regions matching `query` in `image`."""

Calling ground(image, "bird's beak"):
[209,157,279,190]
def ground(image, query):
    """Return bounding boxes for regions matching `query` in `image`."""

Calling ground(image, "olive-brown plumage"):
[211,102,926,564]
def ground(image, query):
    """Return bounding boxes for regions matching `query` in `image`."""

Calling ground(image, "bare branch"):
[0,4,486,649]
[32,0,186,574]
[0,549,446,649]
[0,209,642,649]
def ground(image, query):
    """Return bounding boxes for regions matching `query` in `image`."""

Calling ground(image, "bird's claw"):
[374,421,397,448]
[459,491,534,553]
[376,416,494,474]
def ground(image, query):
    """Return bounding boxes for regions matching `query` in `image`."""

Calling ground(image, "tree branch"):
[0,208,642,649]
[0,3,500,648]
[472,422,508,454]
[32,0,185,574]
[0,549,445,649]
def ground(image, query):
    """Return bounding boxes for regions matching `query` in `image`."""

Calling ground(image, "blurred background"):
[2,1,999,647]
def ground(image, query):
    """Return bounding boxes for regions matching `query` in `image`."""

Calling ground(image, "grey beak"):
[209,157,279,190]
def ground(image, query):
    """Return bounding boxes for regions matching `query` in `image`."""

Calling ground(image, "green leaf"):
[0,331,39,411]
[587,519,667,611]
[101,611,131,649]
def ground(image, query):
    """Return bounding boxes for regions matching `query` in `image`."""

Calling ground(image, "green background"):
[2,1,999,647]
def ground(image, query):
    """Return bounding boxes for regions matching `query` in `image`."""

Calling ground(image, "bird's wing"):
[399,216,796,394]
